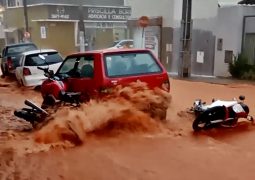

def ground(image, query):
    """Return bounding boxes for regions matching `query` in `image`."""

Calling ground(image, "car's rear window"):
[104,52,162,77]
[24,52,63,66]
[7,44,37,55]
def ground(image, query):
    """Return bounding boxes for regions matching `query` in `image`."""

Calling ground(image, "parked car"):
[108,39,134,49]
[40,48,170,106]
[15,49,63,87]
[14,48,170,125]
[0,42,38,77]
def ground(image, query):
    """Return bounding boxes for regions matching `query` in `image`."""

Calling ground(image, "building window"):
[7,0,22,7]
[225,50,233,63]
[217,38,223,51]
[7,0,15,7]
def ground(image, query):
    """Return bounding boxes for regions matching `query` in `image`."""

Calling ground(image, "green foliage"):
[241,70,255,80]
[228,53,255,79]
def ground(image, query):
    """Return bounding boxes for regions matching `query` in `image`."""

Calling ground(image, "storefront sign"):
[48,6,131,22]
[84,7,131,21]
[48,6,78,20]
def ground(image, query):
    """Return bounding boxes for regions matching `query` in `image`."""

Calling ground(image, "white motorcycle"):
[189,96,253,131]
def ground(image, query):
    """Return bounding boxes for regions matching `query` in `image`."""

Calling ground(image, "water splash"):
[34,82,172,145]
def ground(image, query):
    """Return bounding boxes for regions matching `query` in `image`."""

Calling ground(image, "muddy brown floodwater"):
[1,77,255,180]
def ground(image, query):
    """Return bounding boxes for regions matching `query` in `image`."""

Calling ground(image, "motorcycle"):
[14,100,49,128]
[37,66,81,108]
[188,99,207,117]
[191,95,254,131]
[14,66,81,127]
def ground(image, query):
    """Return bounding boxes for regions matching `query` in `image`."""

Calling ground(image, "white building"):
[215,5,255,76]
[126,0,255,77]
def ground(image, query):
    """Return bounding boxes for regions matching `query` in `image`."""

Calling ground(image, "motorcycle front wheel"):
[192,114,207,131]
[192,106,225,131]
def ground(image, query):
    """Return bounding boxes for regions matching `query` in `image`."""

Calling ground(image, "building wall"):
[189,0,218,76]
[3,6,75,56]
[32,22,76,57]
[126,0,219,76]
[214,6,255,77]
[214,6,243,77]
[4,6,48,29]
[125,0,175,72]
[125,0,175,27]
[3,3,130,56]
[171,0,218,75]
[4,8,24,28]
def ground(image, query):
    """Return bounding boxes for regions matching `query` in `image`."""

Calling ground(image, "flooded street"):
[1,77,255,180]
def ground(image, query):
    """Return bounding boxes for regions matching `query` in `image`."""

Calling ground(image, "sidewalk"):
[170,75,255,85]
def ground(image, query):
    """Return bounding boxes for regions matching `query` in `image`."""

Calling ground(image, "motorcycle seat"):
[209,100,237,108]
[60,91,81,105]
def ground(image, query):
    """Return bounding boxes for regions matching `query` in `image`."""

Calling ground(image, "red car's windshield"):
[104,52,162,77]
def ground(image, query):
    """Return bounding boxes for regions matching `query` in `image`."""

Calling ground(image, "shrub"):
[241,70,255,80]
[228,53,254,79]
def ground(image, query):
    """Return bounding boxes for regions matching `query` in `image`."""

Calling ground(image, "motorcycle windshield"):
[232,104,245,113]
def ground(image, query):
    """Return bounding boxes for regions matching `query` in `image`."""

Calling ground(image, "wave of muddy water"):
[0,81,174,179]
[0,81,174,156]
[34,81,172,145]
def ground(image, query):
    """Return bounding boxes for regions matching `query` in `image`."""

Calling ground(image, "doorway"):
[244,33,255,65]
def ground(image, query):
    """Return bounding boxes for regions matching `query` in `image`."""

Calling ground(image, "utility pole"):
[179,0,192,78]
[23,0,29,32]
[23,0,31,42]
[78,0,86,52]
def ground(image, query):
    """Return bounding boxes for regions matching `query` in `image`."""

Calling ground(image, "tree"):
[238,0,255,4]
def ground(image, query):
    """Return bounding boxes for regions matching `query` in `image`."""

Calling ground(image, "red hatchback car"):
[40,48,170,104]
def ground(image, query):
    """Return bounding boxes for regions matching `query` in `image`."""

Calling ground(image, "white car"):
[15,49,63,87]
[108,39,134,49]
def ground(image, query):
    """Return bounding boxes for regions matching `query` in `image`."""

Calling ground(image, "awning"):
[4,27,17,33]
[238,0,255,5]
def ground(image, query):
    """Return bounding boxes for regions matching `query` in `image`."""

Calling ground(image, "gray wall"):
[125,0,175,27]
[171,0,218,76]
[171,25,216,76]
[161,27,174,72]
[191,30,215,76]
[190,17,217,76]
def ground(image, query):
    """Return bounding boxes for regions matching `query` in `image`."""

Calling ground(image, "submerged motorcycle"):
[14,100,49,127]
[14,66,81,127]
[191,96,254,131]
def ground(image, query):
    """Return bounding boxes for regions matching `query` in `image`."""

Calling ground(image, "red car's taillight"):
[23,67,31,76]
[162,80,170,92]
[7,57,13,70]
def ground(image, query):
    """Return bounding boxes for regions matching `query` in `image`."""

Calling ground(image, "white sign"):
[196,51,204,63]
[166,43,172,52]
[50,6,70,19]
[40,26,47,39]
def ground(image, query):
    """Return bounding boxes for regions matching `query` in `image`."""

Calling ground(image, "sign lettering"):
[84,7,131,21]
[48,6,131,21]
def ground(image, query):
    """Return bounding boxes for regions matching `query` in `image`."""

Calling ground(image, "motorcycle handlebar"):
[24,100,48,115]
[37,66,48,72]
